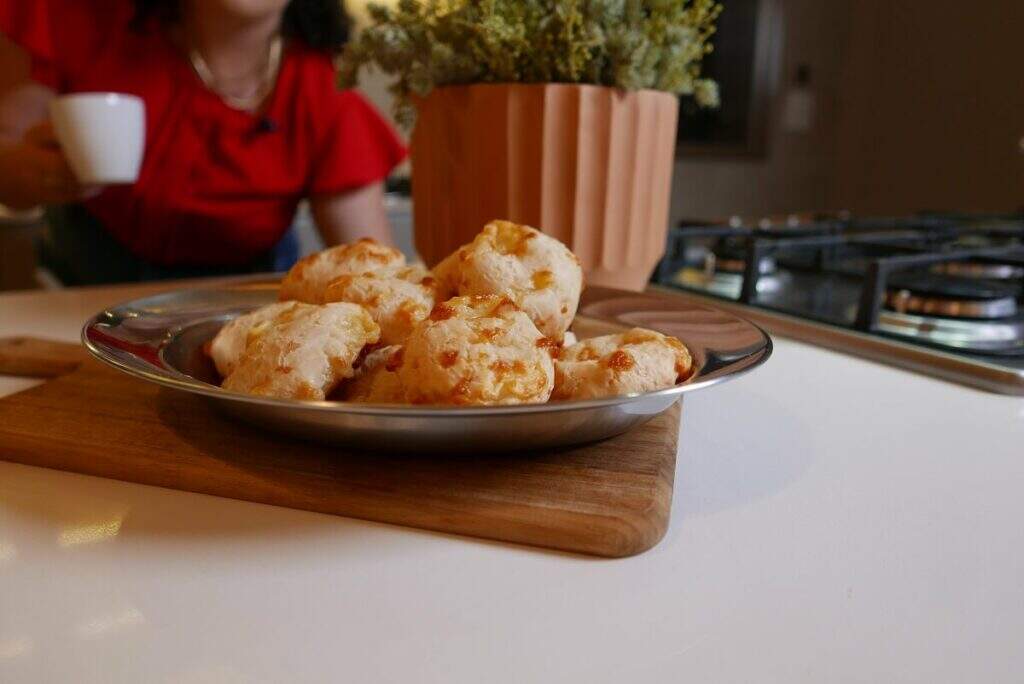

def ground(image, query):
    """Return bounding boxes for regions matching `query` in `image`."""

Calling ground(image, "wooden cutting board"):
[0,337,680,558]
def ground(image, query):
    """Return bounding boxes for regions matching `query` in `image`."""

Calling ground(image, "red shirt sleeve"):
[309,88,408,196]
[0,0,122,91]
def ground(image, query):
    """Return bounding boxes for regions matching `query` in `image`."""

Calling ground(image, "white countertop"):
[1,283,1022,683]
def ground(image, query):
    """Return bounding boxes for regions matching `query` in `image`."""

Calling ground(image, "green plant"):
[340,0,722,125]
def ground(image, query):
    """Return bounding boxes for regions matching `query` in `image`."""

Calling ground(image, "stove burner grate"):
[932,261,1024,280]
[657,217,1024,359]
[883,271,1020,319]
[884,290,1017,319]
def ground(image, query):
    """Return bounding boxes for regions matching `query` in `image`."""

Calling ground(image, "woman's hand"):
[0,121,88,210]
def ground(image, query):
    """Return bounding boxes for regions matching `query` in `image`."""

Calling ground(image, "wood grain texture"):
[0,336,85,378]
[0,342,680,558]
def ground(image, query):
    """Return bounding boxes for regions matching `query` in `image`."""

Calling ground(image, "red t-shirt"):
[0,0,407,266]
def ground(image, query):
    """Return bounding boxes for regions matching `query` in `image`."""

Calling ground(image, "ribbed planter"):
[411,83,679,291]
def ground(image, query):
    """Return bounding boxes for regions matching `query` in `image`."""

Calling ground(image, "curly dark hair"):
[131,0,349,53]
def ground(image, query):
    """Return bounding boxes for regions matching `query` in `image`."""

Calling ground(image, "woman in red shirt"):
[0,0,407,284]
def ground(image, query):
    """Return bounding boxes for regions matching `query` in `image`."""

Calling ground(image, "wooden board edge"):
[0,337,85,378]
[0,428,679,559]
[587,409,680,558]
[0,392,684,559]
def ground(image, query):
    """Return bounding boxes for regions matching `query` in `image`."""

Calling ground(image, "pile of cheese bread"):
[208,220,692,405]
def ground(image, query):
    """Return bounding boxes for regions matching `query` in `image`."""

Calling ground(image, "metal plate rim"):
[80,280,773,419]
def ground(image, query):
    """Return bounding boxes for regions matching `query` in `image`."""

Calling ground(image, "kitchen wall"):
[667,0,1023,220]
[831,0,1024,214]
[669,0,849,221]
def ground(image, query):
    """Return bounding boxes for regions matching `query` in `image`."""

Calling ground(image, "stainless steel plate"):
[82,279,772,452]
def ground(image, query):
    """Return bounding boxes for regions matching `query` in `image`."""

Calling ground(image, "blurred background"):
[1,0,1021,291]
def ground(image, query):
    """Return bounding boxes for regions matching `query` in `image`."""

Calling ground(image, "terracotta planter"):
[411,83,679,291]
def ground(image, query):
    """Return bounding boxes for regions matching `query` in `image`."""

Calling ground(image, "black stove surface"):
[656,213,1024,369]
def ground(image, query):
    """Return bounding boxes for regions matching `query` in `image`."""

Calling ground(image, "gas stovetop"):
[654,213,1024,394]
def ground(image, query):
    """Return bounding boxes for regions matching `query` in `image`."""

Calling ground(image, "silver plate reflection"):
[82,278,772,453]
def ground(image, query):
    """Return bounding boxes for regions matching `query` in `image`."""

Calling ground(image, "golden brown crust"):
[396,294,554,406]
[322,265,437,345]
[208,301,309,378]
[279,239,406,304]
[552,328,692,400]
[340,345,406,403]
[222,303,380,400]
[428,221,582,341]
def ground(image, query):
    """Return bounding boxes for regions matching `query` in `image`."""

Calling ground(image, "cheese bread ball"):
[322,265,437,345]
[430,250,461,301]
[209,301,307,378]
[222,302,380,400]
[340,345,406,403]
[279,238,406,303]
[552,328,692,400]
[432,220,582,342]
[397,295,554,405]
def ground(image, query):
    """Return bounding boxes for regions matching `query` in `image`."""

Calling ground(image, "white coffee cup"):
[49,92,145,185]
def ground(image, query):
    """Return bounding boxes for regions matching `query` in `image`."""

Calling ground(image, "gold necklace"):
[189,35,283,112]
